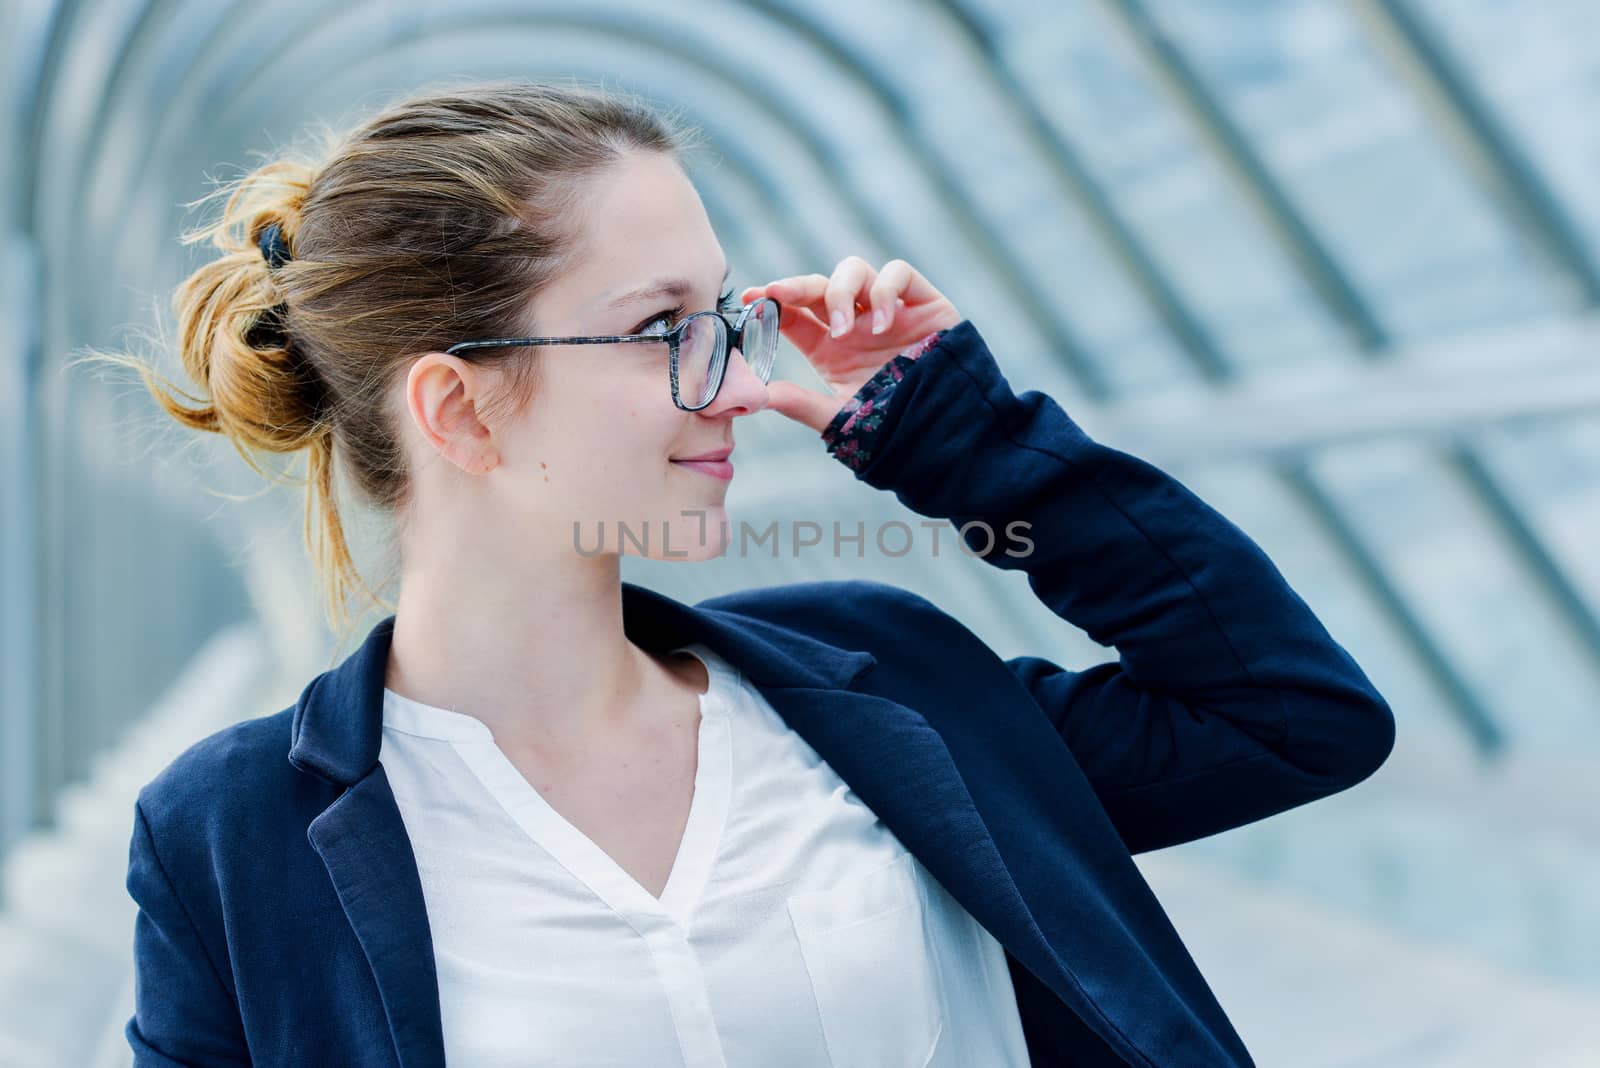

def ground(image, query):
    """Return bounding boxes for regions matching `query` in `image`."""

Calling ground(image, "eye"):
[634,306,683,337]
[633,289,740,336]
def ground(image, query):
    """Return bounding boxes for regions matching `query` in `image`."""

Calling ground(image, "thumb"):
[764,380,844,435]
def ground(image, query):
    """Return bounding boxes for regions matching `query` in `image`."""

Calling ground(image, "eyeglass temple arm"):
[444,297,778,356]
[444,334,666,355]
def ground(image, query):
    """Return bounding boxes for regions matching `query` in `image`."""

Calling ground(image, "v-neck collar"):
[380,688,493,742]
[393,642,737,931]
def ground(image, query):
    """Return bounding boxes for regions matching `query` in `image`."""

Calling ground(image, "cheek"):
[531,365,683,478]
[577,395,682,473]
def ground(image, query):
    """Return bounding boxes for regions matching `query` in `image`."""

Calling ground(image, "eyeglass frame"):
[443,295,782,412]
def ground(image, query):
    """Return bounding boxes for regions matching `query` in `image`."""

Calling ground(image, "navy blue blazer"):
[125,320,1395,1067]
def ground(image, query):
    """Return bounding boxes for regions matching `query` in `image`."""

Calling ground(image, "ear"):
[404,353,500,475]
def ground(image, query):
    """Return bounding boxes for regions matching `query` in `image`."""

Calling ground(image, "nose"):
[702,343,769,417]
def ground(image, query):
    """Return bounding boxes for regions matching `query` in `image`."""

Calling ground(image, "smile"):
[671,458,734,481]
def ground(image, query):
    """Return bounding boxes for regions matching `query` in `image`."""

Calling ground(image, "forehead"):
[573,153,725,299]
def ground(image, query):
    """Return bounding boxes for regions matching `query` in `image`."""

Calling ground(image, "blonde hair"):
[87,80,700,641]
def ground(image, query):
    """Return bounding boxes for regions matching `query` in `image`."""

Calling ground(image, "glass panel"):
[1469,416,1600,624]
[1308,438,1600,752]
[1412,0,1600,255]
[769,0,1207,399]
[1146,0,1569,339]
[967,0,1354,375]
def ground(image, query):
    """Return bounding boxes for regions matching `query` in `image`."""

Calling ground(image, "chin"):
[605,500,731,562]
[657,540,727,563]
[663,503,731,560]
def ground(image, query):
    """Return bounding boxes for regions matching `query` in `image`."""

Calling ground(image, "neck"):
[384,549,687,751]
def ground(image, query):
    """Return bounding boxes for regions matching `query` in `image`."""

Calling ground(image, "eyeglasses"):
[444,296,782,412]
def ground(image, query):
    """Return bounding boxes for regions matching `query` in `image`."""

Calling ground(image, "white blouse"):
[378,640,1030,1067]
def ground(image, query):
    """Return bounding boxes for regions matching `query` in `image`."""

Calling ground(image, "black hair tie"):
[257,222,293,269]
[250,223,331,416]
[249,222,295,349]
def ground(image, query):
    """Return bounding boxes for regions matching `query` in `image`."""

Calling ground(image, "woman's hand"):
[742,256,961,433]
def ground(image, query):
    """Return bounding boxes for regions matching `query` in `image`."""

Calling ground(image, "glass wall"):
[4,0,1599,1062]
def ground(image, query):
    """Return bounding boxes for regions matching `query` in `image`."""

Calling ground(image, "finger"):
[764,380,842,435]
[824,257,877,338]
[745,282,831,353]
[755,274,829,312]
[760,271,874,325]
[759,269,879,337]
[761,261,942,318]
[868,260,915,334]
[891,260,945,310]
[776,302,831,353]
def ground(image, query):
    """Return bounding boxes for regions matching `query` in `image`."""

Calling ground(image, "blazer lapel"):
[308,769,445,1068]
[628,582,1047,964]
[289,611,446,1068]
[750,685,1071,1027]
[674,586,1134,1053]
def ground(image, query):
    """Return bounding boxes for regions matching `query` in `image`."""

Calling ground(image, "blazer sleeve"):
[125,799,251,1066]
[832,319,1396,855]
[821,327,949,471]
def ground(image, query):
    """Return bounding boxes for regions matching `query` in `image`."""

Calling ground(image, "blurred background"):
[3,0,1600,1064]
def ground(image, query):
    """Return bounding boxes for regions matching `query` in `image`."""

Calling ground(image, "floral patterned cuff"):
[821,328,948,472]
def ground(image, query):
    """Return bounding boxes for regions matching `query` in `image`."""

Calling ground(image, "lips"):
[671,447,735,482]
[672,447,733,462]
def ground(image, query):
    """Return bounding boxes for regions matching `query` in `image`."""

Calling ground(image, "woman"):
[116,81,1395,1067]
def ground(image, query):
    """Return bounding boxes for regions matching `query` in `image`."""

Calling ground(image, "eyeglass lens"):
[677,299,779,408]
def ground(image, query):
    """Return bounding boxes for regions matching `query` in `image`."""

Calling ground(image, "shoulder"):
[697,578,988,655]
[134,705,327,848]
[698,577,944,623]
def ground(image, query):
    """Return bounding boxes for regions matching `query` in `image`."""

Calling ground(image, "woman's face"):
[406,150,770,563]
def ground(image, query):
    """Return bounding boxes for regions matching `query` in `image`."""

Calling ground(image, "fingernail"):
[871,309,887,334]
[830,310,847,337]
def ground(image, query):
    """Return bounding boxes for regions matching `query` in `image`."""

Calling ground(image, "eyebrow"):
[604,261,732,311]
